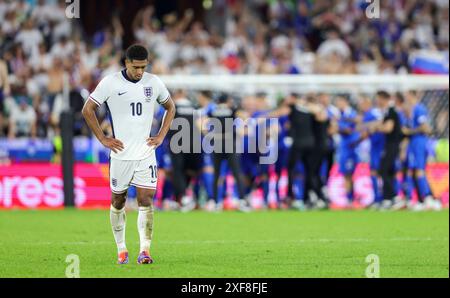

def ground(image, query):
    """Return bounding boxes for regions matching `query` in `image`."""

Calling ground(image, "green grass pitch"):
[0,209,448,278]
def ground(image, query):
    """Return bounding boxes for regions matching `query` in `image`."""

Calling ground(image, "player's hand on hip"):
[101,137,124,153]
[146,135,163,150]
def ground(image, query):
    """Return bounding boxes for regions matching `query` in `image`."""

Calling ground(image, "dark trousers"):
[310,148,328,201]
[324,147,335,184]
[170,153,202,201]
[287,147,324,203]
[212,152,245,203]
[379,145,400,201]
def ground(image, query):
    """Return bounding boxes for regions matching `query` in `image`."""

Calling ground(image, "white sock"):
[137,206,154,252]
[110,205,127,253]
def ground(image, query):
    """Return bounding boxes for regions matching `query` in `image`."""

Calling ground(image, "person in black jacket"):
[373,91,403,209]
[168,89,203,211]
[206,93,251,212]
[269,94,327,209]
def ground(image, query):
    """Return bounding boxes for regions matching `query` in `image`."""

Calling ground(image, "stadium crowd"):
[1,0,449,139]
[0,0,448,211]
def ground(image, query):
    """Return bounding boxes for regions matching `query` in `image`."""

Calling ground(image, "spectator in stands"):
[0,0,448,141]
[14,19,43,57]
[44,56,64,136]
[8,90,36,139]
[0,57,11,136]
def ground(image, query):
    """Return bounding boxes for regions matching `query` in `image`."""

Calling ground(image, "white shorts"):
[109,153,158,194]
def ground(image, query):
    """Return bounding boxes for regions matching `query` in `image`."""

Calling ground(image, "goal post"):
[159,74,449,94]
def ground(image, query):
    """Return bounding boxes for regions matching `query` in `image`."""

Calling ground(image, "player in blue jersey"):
[240,118,259,195]
[153,105,175,210]
[357,96,385,209]
[402,91,441,211]
[0,58,10,137]
[274,94,295,206]
[392,92,414,210]
[317,93,340,196]
[237,93,274,209]
[196,90,218,211]
[206,93,250,212]
[335,95,360,207]
[250,93,274,209]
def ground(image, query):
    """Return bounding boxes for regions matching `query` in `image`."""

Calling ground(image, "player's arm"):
[0,61,10,95]
[358,119,382,135]
[147,97,175,148]
[253,105,290,126]
[341,115,360,124]
[267,105,291,118]
[82,99,124,153]
[338,120,353,135]
[375,111,395,134]
[403,122,432,136]
[354,126,370,143]
[399,138,409,161]
[327,116,338,136]
[7,118,16,139]
[309,103,327,122]
[196,114,211,135]
[351,117,370,145]
[30,110,37,139]
[235,109,248,119]
[234,109,250,137]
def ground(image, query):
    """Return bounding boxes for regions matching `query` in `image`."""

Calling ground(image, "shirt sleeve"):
[385,108,396,122]
[373,109,383,121]
[338,119,350,131]
[205,103,215,116]
[155,76,170,105]
[9,107,18,122]
[340,111,356,130]
[416,106,429,125]
[89,76,111,106]
[206,104,215,117]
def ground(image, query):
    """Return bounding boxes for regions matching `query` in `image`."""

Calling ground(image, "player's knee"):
[111,192,127,209]
[137,196,152,207]
[137,190,156,207]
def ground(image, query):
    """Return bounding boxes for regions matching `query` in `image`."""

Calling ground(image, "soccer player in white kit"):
[82,45,175,264]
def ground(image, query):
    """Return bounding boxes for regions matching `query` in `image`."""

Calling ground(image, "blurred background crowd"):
[0,0,448,141]
[0,0,448,211]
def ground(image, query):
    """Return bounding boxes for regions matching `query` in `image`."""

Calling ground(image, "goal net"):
[160,74,449,139]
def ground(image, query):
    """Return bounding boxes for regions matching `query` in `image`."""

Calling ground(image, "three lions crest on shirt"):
[144,87,153,101]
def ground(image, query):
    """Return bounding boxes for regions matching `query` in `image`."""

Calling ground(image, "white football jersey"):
[89,70,170,160]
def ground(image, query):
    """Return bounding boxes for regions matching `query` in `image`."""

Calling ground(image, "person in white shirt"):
[317,29,351,59]
[50,36,75,60]
[8,96,37,139]
[15,19,43,57]
[82,44,175,265]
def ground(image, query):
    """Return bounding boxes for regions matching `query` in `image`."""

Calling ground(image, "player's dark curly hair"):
[376,90,391,99]
[125,44,148,61]
[199,90,212,99]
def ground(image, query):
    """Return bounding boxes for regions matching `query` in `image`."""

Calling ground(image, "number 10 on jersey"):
[130,102,142,116]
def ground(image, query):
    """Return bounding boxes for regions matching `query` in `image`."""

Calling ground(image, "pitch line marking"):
[23,237,449,246]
